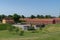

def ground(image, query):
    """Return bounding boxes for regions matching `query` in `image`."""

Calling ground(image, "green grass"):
[43,24,60,33]
[0,24,12,30]
[0,30,60,40]
[0,24,60,40]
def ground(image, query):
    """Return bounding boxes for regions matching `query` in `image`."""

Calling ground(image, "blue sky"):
[0,0,60,17]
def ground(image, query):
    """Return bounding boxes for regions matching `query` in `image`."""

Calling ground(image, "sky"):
[0,0,60,17]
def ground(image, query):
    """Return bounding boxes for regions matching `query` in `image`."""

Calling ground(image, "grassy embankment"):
[0,24,60,40]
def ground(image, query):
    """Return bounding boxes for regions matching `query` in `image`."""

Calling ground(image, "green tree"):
[40,15,44,18]
[37,15,41,18]
[13,13,21,23]
[8,15,13,18]
[1,14,7,18]
[59,15,60,18]
[1,14,7,21]
[0,15,2,21]
[21,15,25,18]
[45,15,52,18]
[30,15,36,19]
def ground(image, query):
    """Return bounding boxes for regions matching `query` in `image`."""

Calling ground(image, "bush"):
[0,24,12,30]
[40,24,45,30]
[15,27,19,32]
[7,25,16,32]
[31,30,37,33]
[27,26,35,31]
[8,26,13,32]
[19,30,24,36]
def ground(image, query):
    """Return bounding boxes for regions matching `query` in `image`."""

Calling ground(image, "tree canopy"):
[0,13,58,23]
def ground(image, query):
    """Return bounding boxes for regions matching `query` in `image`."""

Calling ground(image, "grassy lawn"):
[0,24,60,40]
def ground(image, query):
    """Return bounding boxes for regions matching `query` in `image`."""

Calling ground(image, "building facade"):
[19,18,60,25]
[2,18,14,24]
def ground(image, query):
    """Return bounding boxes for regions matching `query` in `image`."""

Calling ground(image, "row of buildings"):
[19,18,60,25]
[15,18,60,30]
[2,18,60,30]
[2,17,60,24]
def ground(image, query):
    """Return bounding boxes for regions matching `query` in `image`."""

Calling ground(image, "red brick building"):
[19,18,60,25]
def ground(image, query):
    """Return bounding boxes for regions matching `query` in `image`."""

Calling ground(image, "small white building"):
[13,24,31,30]
[13,24,40,30]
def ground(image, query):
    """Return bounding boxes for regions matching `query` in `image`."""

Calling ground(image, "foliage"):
[8,15,13,18]
[0,24,60,40]
[19,30,24,36]
[40,15,44,18]
[0,24,15,31]
[8,26,15,32]
[30,15,36,19]
[0,24,10,30]
[13,13,21,23]
[0,14,7,21]
[15,27,19,33]
[0,13,59,23]
[40,24,45,30]
[45,15,52,18]
[27,26,35,31]
[37,15,41,18]
[21,15,25,18]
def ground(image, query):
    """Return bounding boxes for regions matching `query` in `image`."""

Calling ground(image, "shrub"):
[27,26,35,31]
[7,25,16,32]
[0,24,12,30]
[19,30,24,36]
[8,26,13,32]
[15,27,19,33]
[40,24,45,30]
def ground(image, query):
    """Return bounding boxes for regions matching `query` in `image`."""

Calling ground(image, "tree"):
[13,13,21,23]
[0,15,2,21]
[21,15,25,18]
[45,15,52,18]
[1,14,7,18]
[59,15,60,18]
[0,14,7,21]
[40,15,44,18]
[30,15,36,19]
[37,15,41,18]
[8,15,13,18]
